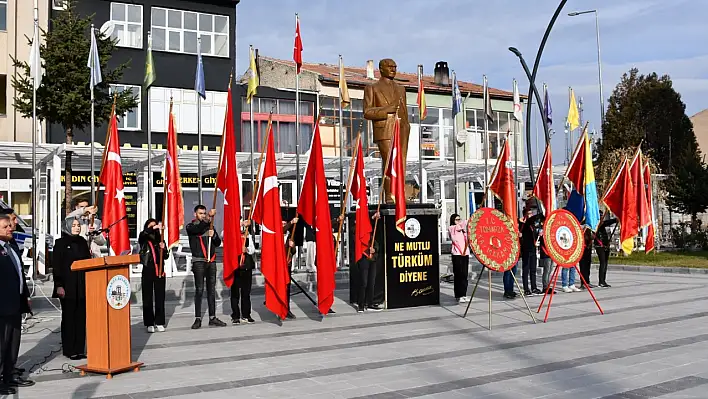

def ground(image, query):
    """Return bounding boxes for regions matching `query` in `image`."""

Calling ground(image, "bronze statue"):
[363,59,411,203]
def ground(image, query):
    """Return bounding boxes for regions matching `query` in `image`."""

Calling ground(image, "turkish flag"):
[251,125,289,319]
[629,148,651,229]
[297,122,336,314]
[488,135,517,222]
[644,163,656,253]
[99,112,130,256]
[216,86,243,287]
[164,105,184,251]
[384,118,407,235]
[293,17,303,74]
[351,138,372,262]
[602,159,638,255]
[532,143,555,215]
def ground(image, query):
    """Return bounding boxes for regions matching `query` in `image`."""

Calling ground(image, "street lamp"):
[569,9,604,134]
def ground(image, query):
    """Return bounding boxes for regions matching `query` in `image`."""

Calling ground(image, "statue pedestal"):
[348,203,441,309]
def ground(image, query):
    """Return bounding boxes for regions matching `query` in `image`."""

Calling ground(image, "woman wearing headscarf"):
[448,214,470,303]
[138,219,168,333]
[52,217,91,360]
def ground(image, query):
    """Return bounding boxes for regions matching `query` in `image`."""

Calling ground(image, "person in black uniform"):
[231,220,255,325]
[0,214,34,394]
[53,217,91,360]
[519,207,543,296]
[186,205,226,329]
[579,227,594,289]
[138,219,168,333]
[595,214,617,288]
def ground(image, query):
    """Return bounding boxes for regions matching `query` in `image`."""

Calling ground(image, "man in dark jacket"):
[0,214,34,394]
[595,214,617,288]
[186,205,226,329]
[519,207,543,296]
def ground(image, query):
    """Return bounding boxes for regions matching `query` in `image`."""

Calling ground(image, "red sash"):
[200,236,216,262]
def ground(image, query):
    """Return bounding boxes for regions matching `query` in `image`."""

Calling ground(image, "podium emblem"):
[543,209,585,267]
[467,208,520,272]
[405,218,421,239]
[106,275,131,310]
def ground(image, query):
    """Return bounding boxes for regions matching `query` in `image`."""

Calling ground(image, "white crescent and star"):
[260,175,279,235]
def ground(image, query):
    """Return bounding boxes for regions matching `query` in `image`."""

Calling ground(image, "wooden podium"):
[71,254,143,379]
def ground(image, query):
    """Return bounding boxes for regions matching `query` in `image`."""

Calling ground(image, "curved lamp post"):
[512,0,569,184]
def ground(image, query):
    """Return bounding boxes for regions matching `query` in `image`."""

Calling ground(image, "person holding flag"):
[186,205,226,329]
[138,219,167,333]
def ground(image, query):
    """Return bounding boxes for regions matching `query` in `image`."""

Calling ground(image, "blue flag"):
[544,85,552,129]
[195,38,206,99]
[452,72,462,117]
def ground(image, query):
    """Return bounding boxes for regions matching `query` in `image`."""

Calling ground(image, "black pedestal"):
[348,203,441,309]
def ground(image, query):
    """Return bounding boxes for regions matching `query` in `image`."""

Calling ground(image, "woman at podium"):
[53,217,91,360]
[138,219,167,333]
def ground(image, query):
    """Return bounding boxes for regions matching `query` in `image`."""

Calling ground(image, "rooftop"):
[256,56,517,100]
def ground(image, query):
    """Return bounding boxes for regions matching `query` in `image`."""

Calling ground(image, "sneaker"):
[524,290,532,297]
[286,311,297,320]
[242,317,255,324]
[209,317,227,327]
[562,286,572,293]
[156,325,166,332]
[191,318,202,330]
[570,285,581,292]
[600,283,611,288]
[147,326,156,333]
[367,305,383,312]
[503,292,516,300]
[357,306,365,313]
[532,289,542,295]
[231,318,241,325]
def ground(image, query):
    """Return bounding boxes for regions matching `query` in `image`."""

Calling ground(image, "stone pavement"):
[12,269,708,399]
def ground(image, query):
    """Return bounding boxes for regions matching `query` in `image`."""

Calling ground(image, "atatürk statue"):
[364,58,411,204]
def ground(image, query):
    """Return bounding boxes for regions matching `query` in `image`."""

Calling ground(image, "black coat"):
[0,241,30,317]
[52,234,91,300]
[139,228,169,277]
[186,219,221,261]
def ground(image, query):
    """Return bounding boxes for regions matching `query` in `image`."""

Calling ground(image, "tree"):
[597,68,699,176]
[665,148,708,232]
[12,0,137,214]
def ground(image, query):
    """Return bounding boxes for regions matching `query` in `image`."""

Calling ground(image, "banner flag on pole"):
[339,56,350,109]
[29,26,43,87]
[452,72,462,117]
[544,85,553,128]
[87,27,102,88]
[565,130,601,230]
[195,37,206,99]
[100,111,130,256]
[351,139,372,262]
[513,80,523,122]
[488,134,517,222]
[533,143,556,215]
[644,162,657,253]
[297,122,336,315]
[417,73,427,120]
[384,118,407,235]
[144,31,156,90]
[568,88,580,131]
[164,103,185,250]
[629,147,651,229]
[602,158,639,255]
[293,15,303,74]
[246,46,259,103]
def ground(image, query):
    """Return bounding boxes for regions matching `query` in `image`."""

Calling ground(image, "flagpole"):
[417,65,424,204]
[196,36,204,203]
[483,75,490,207]
[249,45,256,198]
[513,79,520,217]
[295,14,301,199]
[146,31,153,217]
[90,23,96,205]
[159,98,174,276]
[32,1,39,278]
[338,55,345,270]
[452,71,459,213]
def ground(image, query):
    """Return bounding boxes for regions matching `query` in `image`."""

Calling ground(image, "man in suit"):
[363,58,411,203]
[0,214,34,394]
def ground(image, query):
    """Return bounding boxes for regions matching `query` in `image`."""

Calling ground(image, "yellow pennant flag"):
[339,56,350,109]
[568,88,580,131]
[246,47,259,103]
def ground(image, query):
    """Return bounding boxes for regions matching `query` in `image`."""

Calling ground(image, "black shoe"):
[367,305,383,312]
[68,354,82,361]
[5,377,35,387]
[532,289,542,295]
[503,292,516,300]
[286,311,296,320]
[587,283,596,288]
[0,385,16,395]
[243,317,255,324]
[191,318,202,329]
[13,367,25,374]
[209,317,227,327]
[600,282,611,288]
[357,306,365,313]
[524,290,532,297]
[231,318,240,325]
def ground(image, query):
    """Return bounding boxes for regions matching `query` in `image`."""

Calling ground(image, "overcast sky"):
[235,0,707,164]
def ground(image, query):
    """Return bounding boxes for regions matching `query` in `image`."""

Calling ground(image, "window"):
[151,7,229,57]
[0,74,6,116]
[0,0,6,31]
[110,3,143,48]
[52,0,67,10]
[109,85,140,130]
[240,97,315,154]
[150,87,227,135]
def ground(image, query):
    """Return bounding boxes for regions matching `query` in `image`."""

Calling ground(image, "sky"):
[235,0,707,164]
